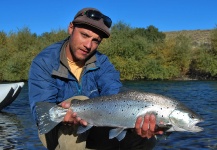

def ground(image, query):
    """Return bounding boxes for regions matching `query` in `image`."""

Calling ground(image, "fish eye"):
[189,114,195,119]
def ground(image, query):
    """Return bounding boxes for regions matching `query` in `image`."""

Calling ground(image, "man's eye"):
[93,40,100,44]
[81,33,88,38]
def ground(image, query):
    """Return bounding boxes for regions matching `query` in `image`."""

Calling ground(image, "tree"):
[0,31,7,48]
[144,25,166,43]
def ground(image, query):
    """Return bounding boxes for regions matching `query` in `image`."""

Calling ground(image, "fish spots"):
[76,107,81,111]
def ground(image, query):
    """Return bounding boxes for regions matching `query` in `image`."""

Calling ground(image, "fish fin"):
[109,128,127,141]
[116,130,127,141]
[35,102,60,134]
[77,124,93,134]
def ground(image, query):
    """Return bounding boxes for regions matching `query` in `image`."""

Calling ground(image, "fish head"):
[168,106,203,132]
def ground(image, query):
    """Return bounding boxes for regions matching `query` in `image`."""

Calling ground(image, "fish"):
[35,90,203,141]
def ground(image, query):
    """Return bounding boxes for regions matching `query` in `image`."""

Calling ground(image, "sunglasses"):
[77,10,112,28]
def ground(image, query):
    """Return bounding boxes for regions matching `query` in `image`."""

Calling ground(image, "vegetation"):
[0,22,217,81]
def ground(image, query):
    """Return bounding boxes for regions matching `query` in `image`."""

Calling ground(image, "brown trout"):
[35,90,203,141]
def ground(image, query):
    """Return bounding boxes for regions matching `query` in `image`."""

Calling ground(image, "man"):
[29,7,162,150]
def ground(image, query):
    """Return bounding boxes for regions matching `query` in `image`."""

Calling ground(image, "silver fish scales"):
[35,90,203,141]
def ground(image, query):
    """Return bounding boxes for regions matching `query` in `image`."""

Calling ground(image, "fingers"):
[63,109,76,123]
[60,101,71,108]
[155,121,164,135]
[149,114,156,132]
[80,119,88,126]
[142,114,151,131]
[135,114,157,139]
[142,114,154,138]
[61,103,87,126]
[155,130,164,135]
[135,116,143,135]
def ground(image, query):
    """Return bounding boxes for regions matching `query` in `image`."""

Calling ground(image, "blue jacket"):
[28,38,122,122]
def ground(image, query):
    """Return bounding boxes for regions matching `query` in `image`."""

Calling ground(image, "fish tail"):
[35,102,61,134]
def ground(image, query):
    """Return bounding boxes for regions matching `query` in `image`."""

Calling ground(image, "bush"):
[0,23,216,81]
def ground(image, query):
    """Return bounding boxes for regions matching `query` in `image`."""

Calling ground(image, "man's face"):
[68,24,103,62]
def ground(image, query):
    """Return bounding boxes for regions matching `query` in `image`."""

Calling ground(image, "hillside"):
[164,29,212,45]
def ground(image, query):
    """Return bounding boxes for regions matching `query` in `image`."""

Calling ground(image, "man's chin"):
[75,51,96,61]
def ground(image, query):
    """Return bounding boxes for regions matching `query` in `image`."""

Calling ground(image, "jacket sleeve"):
[28,57,58,123]
[96,56,122,96]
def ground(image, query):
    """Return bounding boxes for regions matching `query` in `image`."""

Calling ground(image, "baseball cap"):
[72,8,112,38]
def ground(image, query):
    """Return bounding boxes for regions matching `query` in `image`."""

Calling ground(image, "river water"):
[0,80,217,150]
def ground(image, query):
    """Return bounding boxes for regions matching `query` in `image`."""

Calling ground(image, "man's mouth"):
[80,49,89,54]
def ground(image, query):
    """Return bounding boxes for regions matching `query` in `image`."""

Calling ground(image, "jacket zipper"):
[77,66,99,95]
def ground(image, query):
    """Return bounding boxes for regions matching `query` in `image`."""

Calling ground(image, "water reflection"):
[0,84,45,150]
[0,112,22,149]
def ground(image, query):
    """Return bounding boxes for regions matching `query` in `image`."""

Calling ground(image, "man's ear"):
[68,22,74,34]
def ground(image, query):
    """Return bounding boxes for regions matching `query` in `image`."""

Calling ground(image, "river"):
[0,80,217,150]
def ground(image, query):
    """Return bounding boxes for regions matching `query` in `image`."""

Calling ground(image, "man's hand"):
[60,101,87,126]
[135,114,163,139]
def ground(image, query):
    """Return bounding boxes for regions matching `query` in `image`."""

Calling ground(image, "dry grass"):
[164,29,212,45]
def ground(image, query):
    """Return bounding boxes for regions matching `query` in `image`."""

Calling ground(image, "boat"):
[0,82,25,111]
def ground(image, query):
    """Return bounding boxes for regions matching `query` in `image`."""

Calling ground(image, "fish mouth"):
[190,125,203,132]
[189,120,204,132]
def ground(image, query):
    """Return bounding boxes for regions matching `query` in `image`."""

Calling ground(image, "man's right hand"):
[135,114,164,139]
[60,101,87,126]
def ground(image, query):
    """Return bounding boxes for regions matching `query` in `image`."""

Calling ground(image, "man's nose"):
[84,39,92,49]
